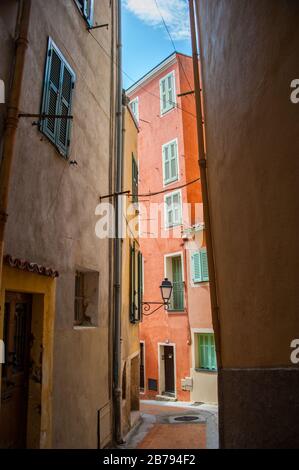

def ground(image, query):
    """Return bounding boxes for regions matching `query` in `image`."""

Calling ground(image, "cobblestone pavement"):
[120,400,218,450]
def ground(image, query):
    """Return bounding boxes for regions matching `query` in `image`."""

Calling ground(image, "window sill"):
[164,178,179,187]
[167,309,185,314]
[160,106,176,117]
[73,325,98,330]
[195,368,217,374]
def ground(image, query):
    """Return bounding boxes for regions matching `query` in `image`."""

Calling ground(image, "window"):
[40,38,75,158]
[163,139,179,185]
[160,71,176,114]
[130,97,139,122]
[165,191,182,228]
[191,248,209,283]
[165,255,184,311]
[132,155,138,203]
[130,244,143,323]
[74,270,99,326]
[197,333,217,371]
[74,0,94,27]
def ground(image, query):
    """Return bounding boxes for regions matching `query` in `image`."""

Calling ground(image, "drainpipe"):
[0,0,31,299]
[113,0,124,445]
[188,0,222,368]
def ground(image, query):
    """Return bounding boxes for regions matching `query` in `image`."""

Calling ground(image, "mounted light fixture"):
[142,278,173,316]
[160,278,173,305]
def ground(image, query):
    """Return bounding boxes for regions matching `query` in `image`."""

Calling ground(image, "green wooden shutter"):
[137,252,143,322]
[41,43,62,144]
[172,256,184,310]
[200,249,209,282]
[170,141,178,180]
[129,243,136,323]
[163,145,170,184]
[192,252,202,282]
[41,39,75,158]
[173,192,181,225]
[198,334,217,370]
[160,78,167,113]
[57,63,74,156]
[132,156,138,203]
[165,194,173,227]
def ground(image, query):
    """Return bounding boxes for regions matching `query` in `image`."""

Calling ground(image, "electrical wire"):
[100,176,200,200]
[88,30,197,120]
[153,0,194,97]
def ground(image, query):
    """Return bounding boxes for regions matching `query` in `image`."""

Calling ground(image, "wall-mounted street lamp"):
[142,278,173,316]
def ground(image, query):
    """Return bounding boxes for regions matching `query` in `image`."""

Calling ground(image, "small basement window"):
[74,270,99,327]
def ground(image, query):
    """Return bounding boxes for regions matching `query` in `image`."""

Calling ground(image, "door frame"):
[157,342,177,398]
[0,265,56,448]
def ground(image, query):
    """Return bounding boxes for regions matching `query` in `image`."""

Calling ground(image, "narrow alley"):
[121,401,218,450]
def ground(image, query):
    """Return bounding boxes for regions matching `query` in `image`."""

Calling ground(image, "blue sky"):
[122,0,192,90]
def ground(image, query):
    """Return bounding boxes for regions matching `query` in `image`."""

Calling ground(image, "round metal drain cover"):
[174,416,199,422]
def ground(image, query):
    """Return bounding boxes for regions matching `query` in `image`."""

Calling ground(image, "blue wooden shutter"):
[41,42,62,145]
[192,252,202,283]
[57,62,74,156]
[200,248,209,281]
[41,39,75,158]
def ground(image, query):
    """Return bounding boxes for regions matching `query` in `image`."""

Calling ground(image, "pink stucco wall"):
[128,54,213,401]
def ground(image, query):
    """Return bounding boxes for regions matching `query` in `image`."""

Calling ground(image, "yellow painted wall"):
[121,106,140,435]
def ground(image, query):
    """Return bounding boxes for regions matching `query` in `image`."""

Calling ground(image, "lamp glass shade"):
[160,278,173,303]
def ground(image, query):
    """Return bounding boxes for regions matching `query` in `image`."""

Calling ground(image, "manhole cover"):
[174,416,199,422]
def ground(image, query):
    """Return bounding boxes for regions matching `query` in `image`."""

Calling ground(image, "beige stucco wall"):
[1,0,116,448]
[120,106,140,436]
[197,0,299,448]
[198,0,299,369]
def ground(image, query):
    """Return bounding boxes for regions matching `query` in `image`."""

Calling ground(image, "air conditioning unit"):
[181,377,193,391]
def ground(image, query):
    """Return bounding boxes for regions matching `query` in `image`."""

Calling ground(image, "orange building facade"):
[127,53,217,403]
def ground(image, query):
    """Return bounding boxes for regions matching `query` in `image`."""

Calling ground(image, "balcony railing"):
[169,281,184,311]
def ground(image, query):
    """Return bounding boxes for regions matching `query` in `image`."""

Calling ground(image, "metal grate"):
[174,416,199,422]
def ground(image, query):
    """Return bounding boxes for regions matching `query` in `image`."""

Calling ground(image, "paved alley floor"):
[120,400,219,450]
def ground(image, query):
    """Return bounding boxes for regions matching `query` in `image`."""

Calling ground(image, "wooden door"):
[164,346,175,394]
[0,292,32,448]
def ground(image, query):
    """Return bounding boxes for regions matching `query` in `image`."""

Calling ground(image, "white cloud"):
[123,0,190,41]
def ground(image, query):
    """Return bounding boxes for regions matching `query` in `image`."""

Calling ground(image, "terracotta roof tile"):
[4,255,59,278]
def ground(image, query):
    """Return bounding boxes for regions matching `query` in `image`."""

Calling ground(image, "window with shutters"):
[160,71,176,115]
[130,243,143,324]
[165,190,182,228]
[162,139,179,185]
[132,155,139,203]
[130,97,139,122]
[74,0,94,27]
[165,254,184,312]
[196,333,217,371]
[40,38,75,158]
[191,248,209,283]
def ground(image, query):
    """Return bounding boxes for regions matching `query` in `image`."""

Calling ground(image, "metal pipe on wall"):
[188,0,222,368]
[0,0,32,305]
[113,0,124,445]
